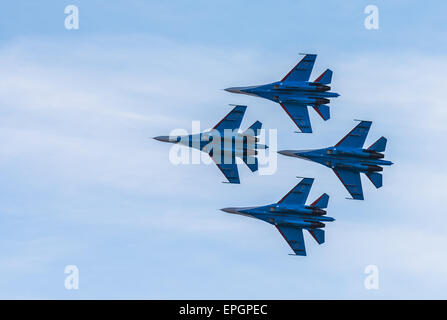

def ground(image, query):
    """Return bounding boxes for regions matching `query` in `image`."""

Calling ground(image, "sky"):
[0,0,446,299]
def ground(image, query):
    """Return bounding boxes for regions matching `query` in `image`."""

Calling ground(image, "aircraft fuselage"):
[154,132,267,161]
[226,81,339,105]
[222,204,334,230]
[280,146,392,173]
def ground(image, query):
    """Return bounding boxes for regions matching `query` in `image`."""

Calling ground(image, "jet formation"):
[225,54,339,133]
[155,54,393,256]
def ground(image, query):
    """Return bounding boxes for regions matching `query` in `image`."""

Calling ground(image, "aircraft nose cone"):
[277,150,297,157]
[224,87,244,94]
[220,207,240,214]
[153,136,171,143]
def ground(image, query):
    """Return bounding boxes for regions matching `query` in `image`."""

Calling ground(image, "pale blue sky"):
[0,1,446,299]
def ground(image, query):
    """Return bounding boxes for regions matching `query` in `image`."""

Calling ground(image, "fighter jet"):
[221,178,332,256]
[225,54,339,133]
[278,120,393,200]
[154,105,267,184]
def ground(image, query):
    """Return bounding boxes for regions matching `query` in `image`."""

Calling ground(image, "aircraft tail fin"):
[366,172,383,189]
[314,69,333,84]
[312,105,330,121]
[310,193,329,209]
[243,121,262,136]
[242,155,258,172]
[368,136,387,152]
[308,229,325,245]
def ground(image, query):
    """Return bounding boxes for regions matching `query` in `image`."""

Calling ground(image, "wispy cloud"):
[0,32,446,299]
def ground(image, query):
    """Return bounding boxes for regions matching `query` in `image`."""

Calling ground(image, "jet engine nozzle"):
[311,222,325,229]
[367,165,383,172]
[315,98,330,105]
[249,149,258,156]
[311,208,327,216]
[364,149,385,159]
[241,135,259,144]
[310,83,331,92]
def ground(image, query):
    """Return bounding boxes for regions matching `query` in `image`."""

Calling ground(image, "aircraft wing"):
[279,102,312,133]
[335,120,372,148]
[276,225,306,256]
[281,54,317,82]
[213,105,247,134]
[278,178,314,205]
[210,154,240,184]
[333,168,364,200]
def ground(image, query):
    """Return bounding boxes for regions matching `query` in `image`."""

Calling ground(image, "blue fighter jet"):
[225,54,339,133]
[221,178,333,256]
[278,121,393,200]
[154,105,267,184]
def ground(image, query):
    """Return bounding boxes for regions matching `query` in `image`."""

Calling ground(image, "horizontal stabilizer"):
[276,225,306,256]
[333,168,364,200]
[210,152,240,184]
[243,121,262,136]
[310,193,329,209]
[368,136,387,152]
[312,105,330,121]
[242,155,258,173]
[279,102,312,133]
[366,172,383,189]
[314,69,333,85]
[308,229,325,245]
